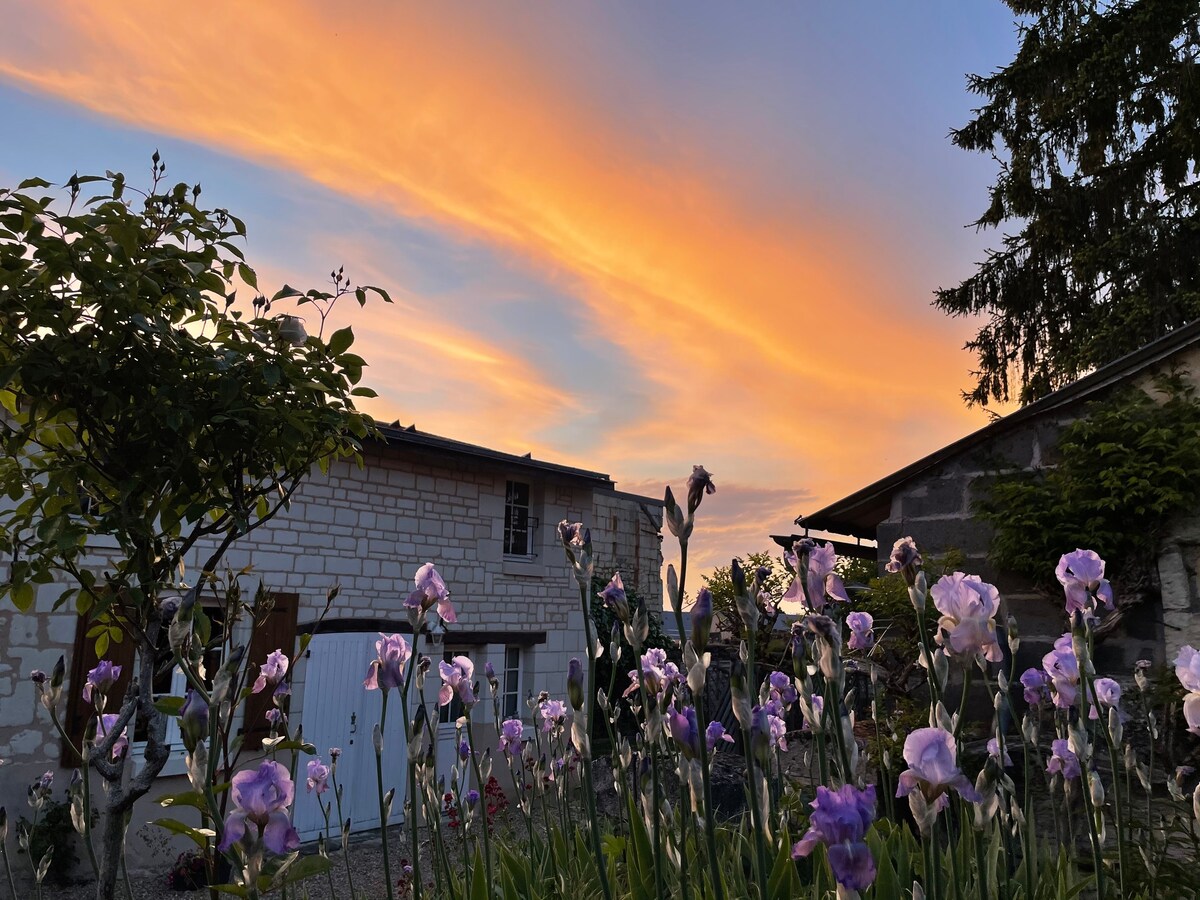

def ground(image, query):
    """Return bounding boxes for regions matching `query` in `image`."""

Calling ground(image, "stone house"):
[793,319,1200,674]
[0,423,662,866]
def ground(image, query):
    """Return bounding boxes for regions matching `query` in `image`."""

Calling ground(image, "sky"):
[0,1,1024,581]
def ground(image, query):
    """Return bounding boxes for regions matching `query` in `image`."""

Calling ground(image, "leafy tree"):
[0,160,388,898]
[936,0,1200,407]
[701,551,789,647]
[589,572,672,745]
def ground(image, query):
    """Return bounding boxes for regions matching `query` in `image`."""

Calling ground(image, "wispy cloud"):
[0,0,998,568]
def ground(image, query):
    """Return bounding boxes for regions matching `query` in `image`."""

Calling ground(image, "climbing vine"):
[976,374,1200,587]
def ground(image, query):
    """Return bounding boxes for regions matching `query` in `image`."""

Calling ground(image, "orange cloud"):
[0,0,994,517]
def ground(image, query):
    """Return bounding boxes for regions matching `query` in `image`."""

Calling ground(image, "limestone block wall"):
[874,406,1164,676]
[1158,515,1200,661]
[0,441,661,874]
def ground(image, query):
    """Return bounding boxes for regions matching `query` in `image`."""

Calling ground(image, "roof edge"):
[798,318,1200,533]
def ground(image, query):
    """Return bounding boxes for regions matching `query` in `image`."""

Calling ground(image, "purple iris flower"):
[1020,668,1050,706]
[1178,645,1200,693]
[458,740,471,763]
[624,648,680,700]
[82,660,121,706]
[1177,647,1200,733]
[706,721,734,752]
[96,714,128,761]
[30,670,46,685]
[686,465,716,514]
[846,611,874,651]
[1090,677,1122,719]
[364,633,411,692]
[667,704,701,759]
[306,758,330,794]
[885,536,923,582]
[598,573,630,623]
[930,572,1002,662]
[1042,633,1079,709]
[265,709,283,727]
[438,656,476,709]
[251,650,289,694]
[791,784,878,892]
[1056,549,1114,614]
[767,671,797,708]
[896,727,981,804]
[987,738,1013,767]
[539,699,567,734]
[499,718,524,755]
[405,562,457,623]
[465,789,480,809]
[557,521,583,546]
[1047,739,1081,780]
[218,761,301,855]
[783,542,850,611]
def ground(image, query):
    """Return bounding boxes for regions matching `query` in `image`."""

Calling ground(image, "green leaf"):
[237,263,257,289]
[278,853,333,885]
[470,848,489,900]
[327,326,355,356]
[155,790,210,811]
[152,817,214,849]
[153,696,185,716]
[11,581,35,612]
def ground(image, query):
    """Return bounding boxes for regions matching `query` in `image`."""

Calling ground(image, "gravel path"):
[37,824,441,900]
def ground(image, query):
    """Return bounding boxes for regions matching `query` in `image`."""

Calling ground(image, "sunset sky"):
[0,1,1023,578]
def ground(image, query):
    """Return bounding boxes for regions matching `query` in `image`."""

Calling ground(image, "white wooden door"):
[293,633,407,841]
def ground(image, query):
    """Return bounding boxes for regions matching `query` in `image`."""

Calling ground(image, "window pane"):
[504,481,532,555]
[506,647,520,668]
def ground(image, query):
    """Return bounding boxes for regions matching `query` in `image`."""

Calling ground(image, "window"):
[133,606,225,751]
[501,646,521,719]
[503,480,538,557]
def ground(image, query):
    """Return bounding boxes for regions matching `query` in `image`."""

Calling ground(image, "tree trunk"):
[94,613,170,900]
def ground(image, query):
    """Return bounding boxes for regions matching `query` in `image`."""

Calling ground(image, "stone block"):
[6,615,38,647]
[307,505,335,525]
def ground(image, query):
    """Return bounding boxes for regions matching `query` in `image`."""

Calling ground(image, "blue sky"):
[0,0,1025,575]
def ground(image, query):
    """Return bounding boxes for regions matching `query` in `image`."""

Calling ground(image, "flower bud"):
[663,486,686,540]
[686,465,715,516]
[667,565,681,616]
[372,723,383,755]
[566,657,585,712]
[691,587,713,653]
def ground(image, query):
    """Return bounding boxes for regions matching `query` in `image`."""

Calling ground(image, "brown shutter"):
[61,617,136,767]
[240,592,300,752]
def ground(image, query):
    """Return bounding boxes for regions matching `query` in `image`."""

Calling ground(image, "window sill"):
[501,557,544,578]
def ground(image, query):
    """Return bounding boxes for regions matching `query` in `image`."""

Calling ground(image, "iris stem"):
[376,691,396,900]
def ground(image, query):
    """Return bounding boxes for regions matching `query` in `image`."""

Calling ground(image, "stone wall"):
[870,357,1200,676]
[0,441,661,874]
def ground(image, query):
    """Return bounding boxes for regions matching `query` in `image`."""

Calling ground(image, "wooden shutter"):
[61,617,136,767]
[240,592,300,752]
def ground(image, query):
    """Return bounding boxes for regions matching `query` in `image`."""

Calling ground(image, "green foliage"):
[0,162,390,618]
[936,0,1200,406]
[17,797,84,886]
[590,571,672,743]
[701,550,789,644]
[976,377,1200,584]
[853,549,963,698]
